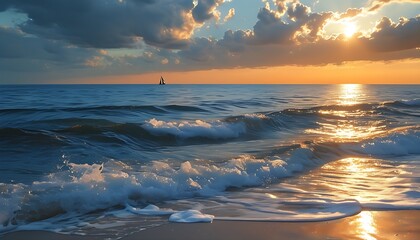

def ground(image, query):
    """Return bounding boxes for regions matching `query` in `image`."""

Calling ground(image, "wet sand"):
[3,210,419,240]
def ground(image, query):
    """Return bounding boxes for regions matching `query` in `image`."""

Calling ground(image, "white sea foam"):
[1,128,420,234]
[0,183,25,231]
[125,204,175,216]
[136,151,313,198]
[143,118,246,139]
[0,149,314,233]
[214,199,362,222]
[243,113,269,119]
[169,210,214,223]
[349,128,420,156]
[401,98,420,106]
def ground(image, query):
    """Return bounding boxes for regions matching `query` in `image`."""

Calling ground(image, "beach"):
[3,211,419,240]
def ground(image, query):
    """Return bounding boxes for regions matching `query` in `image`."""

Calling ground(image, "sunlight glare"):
[344,22,357,38]
[265,193,278,199]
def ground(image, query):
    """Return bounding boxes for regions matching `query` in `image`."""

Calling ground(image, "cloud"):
[218,29,252,52]
[174,36,418,71]
[169,11,420,69]
[84,56,108,68]
[0,26,102,71]
[0,0,199,49]
[0,0,419,83]
[192,0,224,23]
[179,37,219,62]
[286,2,311,21]
[367,16,420,51]
[237,2,333,45]
[223,8,235,22]
[367,0,420,12]
[273,0,290,16]
[0,26,111,83]
[252,5,297,44]
[338,8,363,19]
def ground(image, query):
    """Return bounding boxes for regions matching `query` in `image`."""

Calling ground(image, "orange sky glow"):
[71,59,420,84]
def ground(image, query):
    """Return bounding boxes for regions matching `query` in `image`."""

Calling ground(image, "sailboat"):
[159,76,166,85]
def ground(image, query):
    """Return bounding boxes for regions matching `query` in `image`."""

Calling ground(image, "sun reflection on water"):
[320,158,384,239]
[321,158,381,201]
[306,122,385,141]
[305,84,386,141]
[353,211,377,240]
[339,84,363,105]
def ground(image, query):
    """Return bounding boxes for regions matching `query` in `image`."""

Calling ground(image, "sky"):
[0,0,419,84]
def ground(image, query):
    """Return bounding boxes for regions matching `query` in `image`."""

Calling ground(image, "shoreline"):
[3,210,419,240]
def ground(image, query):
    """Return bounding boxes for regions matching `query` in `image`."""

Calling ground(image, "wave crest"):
[143,118,247,139]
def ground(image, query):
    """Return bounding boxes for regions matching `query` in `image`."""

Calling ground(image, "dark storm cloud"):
[367,16,420,51]
[192,0,224,23]
[218,30,251,52]
[179,37,217,61]
[286,2,310,21]
[0,27,103,71]
[252,6,297,44]
[0,0,197,49]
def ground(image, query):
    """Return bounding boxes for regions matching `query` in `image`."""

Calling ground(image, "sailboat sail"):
[159,76,166,85]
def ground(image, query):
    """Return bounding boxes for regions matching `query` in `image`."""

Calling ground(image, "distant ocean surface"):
[1,84,419,237]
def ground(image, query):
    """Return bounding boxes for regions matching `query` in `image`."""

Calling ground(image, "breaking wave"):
[1,89,419,237]
[1,126,419,233]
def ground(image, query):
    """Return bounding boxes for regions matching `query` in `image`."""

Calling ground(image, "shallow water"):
[0,84,419,237]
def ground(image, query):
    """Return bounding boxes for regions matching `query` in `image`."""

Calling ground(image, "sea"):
[1,84,419,238]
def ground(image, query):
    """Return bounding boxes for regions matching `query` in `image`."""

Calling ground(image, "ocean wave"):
[401,98,420,106]
[160,105,209,112]
[346,127,420,156]
[0,146,317,232]
[0,104,209,115]
[1,99,418,150]
[280,99,420,118]
[140,113,285,141]
[142,118,247,140]
[0,128,66,146]
[1,126,420,233]
[378,99,420,114]
[1,115,269,148]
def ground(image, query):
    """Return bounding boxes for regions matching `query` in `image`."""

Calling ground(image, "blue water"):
[1,84,419,237]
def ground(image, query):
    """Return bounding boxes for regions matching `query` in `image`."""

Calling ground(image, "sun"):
[344,22,357,38]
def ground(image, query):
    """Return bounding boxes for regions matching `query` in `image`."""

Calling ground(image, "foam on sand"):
[125,204,175,216]
[169,210,214,223]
